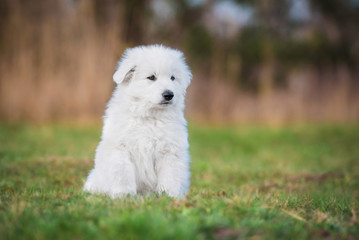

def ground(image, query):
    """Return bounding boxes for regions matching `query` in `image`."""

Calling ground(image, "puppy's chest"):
[124,124,170,162]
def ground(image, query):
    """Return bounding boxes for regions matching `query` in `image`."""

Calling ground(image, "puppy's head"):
[113,45,192,108]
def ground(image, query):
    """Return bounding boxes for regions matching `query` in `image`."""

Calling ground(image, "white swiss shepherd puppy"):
[84,45,192,198]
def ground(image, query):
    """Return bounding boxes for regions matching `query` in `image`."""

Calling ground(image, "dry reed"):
[1,0,358,124]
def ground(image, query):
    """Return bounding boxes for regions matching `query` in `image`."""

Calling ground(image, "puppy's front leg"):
[156,154,189,198]
[84,149,137,198]
[107,149,137,198]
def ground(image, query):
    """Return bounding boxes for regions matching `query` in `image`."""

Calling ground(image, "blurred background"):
[0,0,358,124]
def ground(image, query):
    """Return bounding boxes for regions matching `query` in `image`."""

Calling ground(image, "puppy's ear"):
[114,48,138,84]
[113,66,135,84]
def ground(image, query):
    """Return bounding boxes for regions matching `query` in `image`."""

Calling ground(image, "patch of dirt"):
[311,229,332,239]
[285,171,344,182]
[214,227,243,239]
[259,171,344,192]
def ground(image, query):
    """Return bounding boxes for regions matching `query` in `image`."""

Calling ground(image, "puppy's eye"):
[171,76,175,81]
[147,75,156,81]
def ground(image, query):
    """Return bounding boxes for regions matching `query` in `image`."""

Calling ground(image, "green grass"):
[0,123,359,240]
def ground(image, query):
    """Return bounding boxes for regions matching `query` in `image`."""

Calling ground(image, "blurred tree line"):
[0,0,358,123]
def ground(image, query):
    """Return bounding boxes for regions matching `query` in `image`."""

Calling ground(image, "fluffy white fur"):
[83,45,192,198]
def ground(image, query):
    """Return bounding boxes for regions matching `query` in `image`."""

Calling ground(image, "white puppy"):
[84,45,192,198]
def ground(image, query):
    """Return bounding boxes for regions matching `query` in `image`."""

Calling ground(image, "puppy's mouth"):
[160,100,173,105]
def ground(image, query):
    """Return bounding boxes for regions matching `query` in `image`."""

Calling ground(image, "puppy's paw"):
[109,187,137,199]
[157,184,183,199]
[83,179,98,193]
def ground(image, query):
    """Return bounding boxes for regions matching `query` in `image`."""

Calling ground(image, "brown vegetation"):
[0,0,358,124]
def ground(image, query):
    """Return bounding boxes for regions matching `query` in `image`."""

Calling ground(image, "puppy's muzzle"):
[162,90,174,103]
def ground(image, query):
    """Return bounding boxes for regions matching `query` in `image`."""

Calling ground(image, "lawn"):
[0,123,358,239]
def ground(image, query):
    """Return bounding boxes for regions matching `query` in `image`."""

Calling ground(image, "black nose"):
[162,90,174,101]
